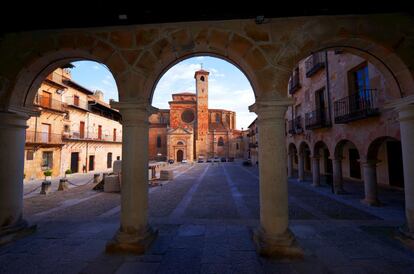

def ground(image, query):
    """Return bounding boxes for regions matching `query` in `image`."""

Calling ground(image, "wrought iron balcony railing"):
[334,89,380,124]
[62,131,122,142]
[305,108,331,130]
[305,52,326,77]
[26,131,63,145]
[288,116,304,134]
[34,95,66,112]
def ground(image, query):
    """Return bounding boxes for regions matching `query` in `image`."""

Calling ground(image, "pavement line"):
[168,164,210,219]
[222,165,254,219]
[31,192,103,220]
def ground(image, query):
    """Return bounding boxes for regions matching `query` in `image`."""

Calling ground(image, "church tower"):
[194,68,209,160]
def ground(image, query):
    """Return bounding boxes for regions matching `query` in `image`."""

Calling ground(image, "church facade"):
[148,69,244,162]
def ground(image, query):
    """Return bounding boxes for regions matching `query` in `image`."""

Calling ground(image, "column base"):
[106,226,158,254]
[0,220,37,246]
[395,225,414,250]
[360,198,382,207]
[253,228,304,259]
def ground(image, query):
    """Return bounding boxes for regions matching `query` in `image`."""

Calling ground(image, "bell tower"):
[195,68,209,160]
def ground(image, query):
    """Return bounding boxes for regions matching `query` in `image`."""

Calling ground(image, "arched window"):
[177,141,184,145]
[218,137,224,146]
[236,143,239,150]
[215,113,220,123]
[200,76,205,82]
[157,135,162,148]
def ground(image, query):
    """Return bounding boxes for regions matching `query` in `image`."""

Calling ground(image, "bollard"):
[40,181,51,194]
[93,173,101,184]
[58,179,69,191]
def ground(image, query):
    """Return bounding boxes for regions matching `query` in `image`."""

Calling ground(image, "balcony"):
[305,52,325,77]
[26,131,63,145]
[34,95,66,113]
[63,131,122,142]
[334,89,380,124]
[288,116,304,135]
[65,96,89,111]
[288,73,301,95]
[305,108,331,130]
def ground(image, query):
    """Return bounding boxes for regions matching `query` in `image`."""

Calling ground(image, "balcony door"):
[315,88,326,122]
[98,125,102,140]
[41,91,52,108]
[80,121,85,139]
[41,123,51,143]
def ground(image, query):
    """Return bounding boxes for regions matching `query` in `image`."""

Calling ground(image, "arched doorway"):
[176,149,184,162]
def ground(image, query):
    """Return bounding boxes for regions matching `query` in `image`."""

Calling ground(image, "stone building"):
[148,69,244,162]
[285,51,404,205]
[24,67,122,180]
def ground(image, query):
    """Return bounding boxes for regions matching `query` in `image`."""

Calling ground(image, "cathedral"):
[148,69,244,162]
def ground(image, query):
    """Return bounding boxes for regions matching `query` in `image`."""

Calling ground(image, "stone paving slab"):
[1,162,413,274]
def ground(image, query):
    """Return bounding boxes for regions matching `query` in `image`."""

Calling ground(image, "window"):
[26,150,34,160]
[107,152,113,168]
[64,125,70,132]
[218,137,224,146]
[98,125,102,140]
[215,113,220,123]
[350,62,370,96]
[236,143,239,150]
[157,135,162,148]
[117,156,120,160]
[42,151,53,169]
[113,128,117,142]
[177,141,184,145]
[74,95,80,106]
[200,76,205,82]
[181,109,195,123]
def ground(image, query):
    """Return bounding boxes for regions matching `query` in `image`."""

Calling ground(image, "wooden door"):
[80,121,85,139]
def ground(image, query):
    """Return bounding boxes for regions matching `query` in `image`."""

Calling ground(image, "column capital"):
[0,111,30,129]
[360,159,381,167]
[249,97,294,122]
[110,99,158,126]
[384,95,414,122]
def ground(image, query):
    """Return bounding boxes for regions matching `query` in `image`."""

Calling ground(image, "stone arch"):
[177,141,185,145]
[366,136,400,161]
[6,47,124,112]
[334,139,361,159]
[288,143,297,155]
[298,141,311,154]
[279,20,414,99]
[314,140,330,158]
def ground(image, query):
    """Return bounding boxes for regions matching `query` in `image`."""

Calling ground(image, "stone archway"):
[1,12,414,256]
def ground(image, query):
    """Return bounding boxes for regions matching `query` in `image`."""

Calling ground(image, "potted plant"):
[43,169,52,181]
[65,169,72,178]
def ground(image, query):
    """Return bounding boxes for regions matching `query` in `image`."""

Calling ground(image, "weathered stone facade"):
[148,69,244,162]
[24,68,122,180]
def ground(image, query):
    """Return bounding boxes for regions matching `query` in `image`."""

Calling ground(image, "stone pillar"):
[397,103,414,235]
[297,152,305,182]
[106,100,157,254]
[361,160,380,206]
[312,156,320,187]
[0,112,36,245]
[249,98,303,259]
[287,152,293,178]
[332,157,345,194]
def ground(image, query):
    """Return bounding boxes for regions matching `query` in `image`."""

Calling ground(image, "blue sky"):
[71,57,257,129]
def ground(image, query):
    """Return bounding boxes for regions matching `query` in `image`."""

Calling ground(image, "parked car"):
[213,157,220,162]
[181,159,188,163]
[206,158,213,162]
[220,157,227,162]
[197,159,204,163]
[168,159,174,164]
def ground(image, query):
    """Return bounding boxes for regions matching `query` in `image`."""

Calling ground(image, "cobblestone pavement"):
[1,162,413,273]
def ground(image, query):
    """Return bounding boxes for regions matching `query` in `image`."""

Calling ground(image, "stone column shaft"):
[287,153,293,178]
[361,160,380,206]
[0,112,35,245]
[312,157,320,187]
[333,158,345,194]
[297,152,305,181]
[249,98,303,259]
[398,104,414,234]
[106,101,157,253]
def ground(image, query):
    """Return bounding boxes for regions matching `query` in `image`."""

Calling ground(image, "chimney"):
[93,90,104,101]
